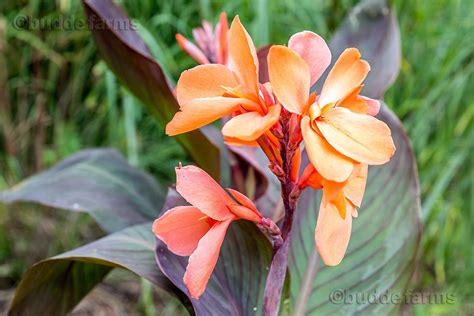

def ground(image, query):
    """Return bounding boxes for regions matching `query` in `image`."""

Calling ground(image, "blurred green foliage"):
[0,0,472,314]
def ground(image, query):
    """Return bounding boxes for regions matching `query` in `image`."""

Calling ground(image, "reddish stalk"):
[263,110,301,316]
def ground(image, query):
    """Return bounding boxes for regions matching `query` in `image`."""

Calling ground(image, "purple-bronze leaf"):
[8,223,178,316]
[317,0,401,99]
[0,149,163,233]
[155,194,272,315]
[289,104,422,315]
[83,0,220,179]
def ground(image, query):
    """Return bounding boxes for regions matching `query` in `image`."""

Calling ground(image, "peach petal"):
[315,199,352,266]
[317,107,396,165]
[301,116,354,182]
[319,48,370,107]
[227,188,260,214]
[216,12,228,65]
[288,31,331,87]
[176,165,235,220]
[152,206,214,256]
[268,45,310,114]
[361,96,381,116]
[344,163,368,207]
[223,136,259,147]
[166,97,244,136]
[176,64,239,104]
[228,16,259,95]
[176,33,210,65]
[227,204,262,222]
[222,104,281,141]
[184,219,233,298]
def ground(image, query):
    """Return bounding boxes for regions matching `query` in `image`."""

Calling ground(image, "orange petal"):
[176,33,210,65]
[290,147,302,182]
[216,12,228,64]
[315,199,352,266]
[152,206,214,256]
[317,107,396,165]
[344,163,368,207]
[337,85,367,114]
[222,104,281,141]
[184,219,233,299]
[228,16,259,95]
[176,64,238,104]
[319,48,370,107]
[298,164,323,190]
[268,45,310,114]
[223,136,259,147]
[166,97,243,136]
[176,165,235,220]
[227,204,262,222]
[288,31,331,87]
[321,180,348,210]
[301,116,354,182]
[227,188,260,214]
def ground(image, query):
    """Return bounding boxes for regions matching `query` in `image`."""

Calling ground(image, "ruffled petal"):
[228,16,259,95]
[288,31,331,87]
[316,107,396,165]
[301,116,354,182]
[176,64,238,104]
[176,165,235,220]
[315,198,353,266]
[268,45,310,114]
[152,206,214,256]
[222,104,281,141]
[319,48,370,107]
[184,219,233,298]
[166,97,244,136]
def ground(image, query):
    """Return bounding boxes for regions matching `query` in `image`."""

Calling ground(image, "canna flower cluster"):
[153,14,395,299]
[153,165,277,299]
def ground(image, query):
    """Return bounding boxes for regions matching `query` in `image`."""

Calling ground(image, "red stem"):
[263,111,300,316]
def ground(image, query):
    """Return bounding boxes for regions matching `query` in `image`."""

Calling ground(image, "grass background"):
[0,0,473,314]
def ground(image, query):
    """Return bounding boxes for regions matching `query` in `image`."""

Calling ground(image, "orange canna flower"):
[299,162,368,265]
[152,165,263,299]
[176,12,228,65]
[268,31,395,183]
[167,16,281,145]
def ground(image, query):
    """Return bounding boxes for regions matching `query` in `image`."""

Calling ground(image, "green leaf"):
[0,149,163,233]
[289,105,422,315]
[83,0,221,179]
[8,223,175,316]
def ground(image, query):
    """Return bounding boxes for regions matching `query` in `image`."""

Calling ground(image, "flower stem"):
[263,111,300,316]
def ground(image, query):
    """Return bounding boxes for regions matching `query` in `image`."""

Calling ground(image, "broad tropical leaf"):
[83,0,220,179]
[0,149,163,233]
[8,223,175,316]
[288,106,421,315]
[155,193,273,315]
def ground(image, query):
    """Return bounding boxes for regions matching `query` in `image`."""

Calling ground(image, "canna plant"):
[1,0,421,315]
